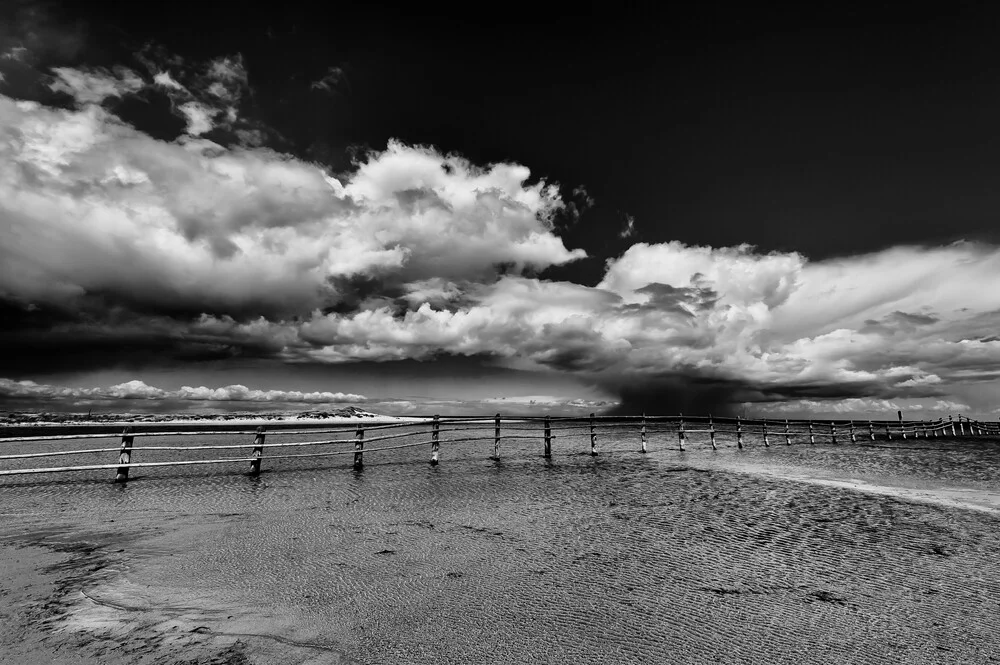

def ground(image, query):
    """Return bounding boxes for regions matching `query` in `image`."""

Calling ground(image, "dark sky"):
[42,1,1000,275]
[3,0,1000,417]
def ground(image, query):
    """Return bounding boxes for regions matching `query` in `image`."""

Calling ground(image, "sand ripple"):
[1,427,999,663]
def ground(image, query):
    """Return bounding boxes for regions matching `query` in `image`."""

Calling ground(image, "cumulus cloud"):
[0,97,584,319]
[0,378,364,404]
[177,100,216,135]
[3,50,1000,417]
[48,66,144,105]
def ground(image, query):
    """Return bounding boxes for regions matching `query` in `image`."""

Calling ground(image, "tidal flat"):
[2,428,999,664]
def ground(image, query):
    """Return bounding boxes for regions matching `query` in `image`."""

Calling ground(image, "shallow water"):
[2,426,1000,663]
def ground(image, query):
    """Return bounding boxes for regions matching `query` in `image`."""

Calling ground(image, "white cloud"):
[185,238,1000,411]
[929,400,972,413]
[178,100,216,135]
[48,66,144,105]
[153,70,186,91]
[0,97,584,317]
[0,378,364,404]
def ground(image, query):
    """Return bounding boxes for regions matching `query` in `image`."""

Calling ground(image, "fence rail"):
[1,413,997,480]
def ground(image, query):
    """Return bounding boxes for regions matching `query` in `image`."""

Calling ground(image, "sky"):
[2,0,1000,418]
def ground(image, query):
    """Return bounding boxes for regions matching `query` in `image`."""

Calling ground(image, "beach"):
[2,429,999,664]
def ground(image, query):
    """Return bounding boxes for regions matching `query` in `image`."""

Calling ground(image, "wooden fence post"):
[709,415,717,450]
[736,416,743,449]
[885,423,891,440]
[959,415,966,436]
[949,415,956,436]
[494,413,501,459]
[641,413,648,453]
[784,419,791,445]
[762,420,769,447]
[115,426,134,483]
[543,416,552,458]
[677,413,685,451]
[808,421,815,444]
[354,426,364,470]
[868,420,875,441]
[431,415,440,465]
[590,413,597,456]
[849,421,856,443]
[830,421,837,444]
[899,410,906,440]
[249,426,265,476]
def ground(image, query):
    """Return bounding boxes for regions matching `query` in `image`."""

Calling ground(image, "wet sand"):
[2,430,1000,664]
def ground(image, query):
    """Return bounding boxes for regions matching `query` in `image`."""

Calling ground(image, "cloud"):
[153,70,185,91]
[619,213,636,239]
[310,66,344,94]
[480,395,616,410]
[3,50,1000,417]
[0,378,364,404]
[177,100,216,135]
[48,66,144,105]
[2,46,28,62]
[753,397,972,417]
[0,96,584,320]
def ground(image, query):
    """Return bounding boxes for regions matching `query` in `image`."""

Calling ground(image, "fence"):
[0,413,998,481]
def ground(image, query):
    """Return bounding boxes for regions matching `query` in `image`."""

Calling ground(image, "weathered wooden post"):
[849,420,856,443]
[736,416,744,449]
[677,413,685,451]
[494,413,501,459]
[933,418,940,437]
[762,420,769,447]
[868,420,875,441]
[885,423,891,440]
[249,426,265,476]
[709,415,717,450]
[784,418,791,445]
[949,415,956,436]
[543,416,552,458]
[590,413,597,456]
[640,413,648,453]
[830,421,837,444]
[354,425,364,470]
[959,415,966,436]
[115,426,134,483]
[808,421,815,444]
[898,410,906,439]
[431,415,440,465]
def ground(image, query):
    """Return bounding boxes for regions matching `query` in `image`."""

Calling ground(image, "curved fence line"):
[0,412,997,480]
